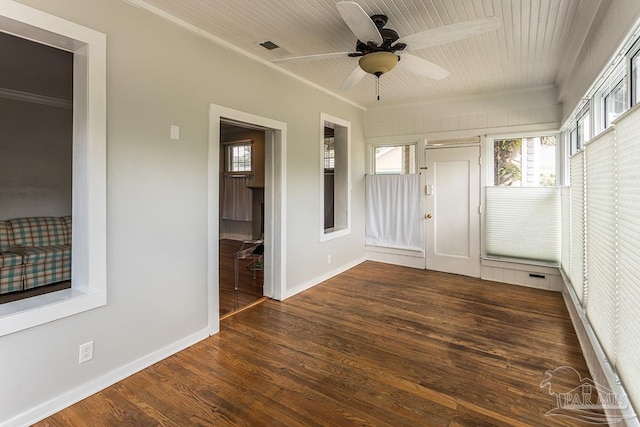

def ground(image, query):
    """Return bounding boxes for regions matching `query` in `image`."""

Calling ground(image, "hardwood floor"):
[219,239,264,317]
[38,261,597,426]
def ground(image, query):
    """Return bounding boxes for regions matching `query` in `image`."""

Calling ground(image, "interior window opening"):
[320,114,351,240]
[0,32,73,305]
[323,127,335,230]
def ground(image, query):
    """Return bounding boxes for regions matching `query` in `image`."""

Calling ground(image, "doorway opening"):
[208,105,287,335]
[218,123,266,317]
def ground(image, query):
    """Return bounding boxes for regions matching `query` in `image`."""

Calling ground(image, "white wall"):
[0,0,365,424]
[0,98,72,219]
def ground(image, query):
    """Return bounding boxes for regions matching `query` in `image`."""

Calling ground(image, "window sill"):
[321,227,350,242]
[0,289,106,336]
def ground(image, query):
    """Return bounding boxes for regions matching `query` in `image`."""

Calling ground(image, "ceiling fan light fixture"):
[358,51,398,76]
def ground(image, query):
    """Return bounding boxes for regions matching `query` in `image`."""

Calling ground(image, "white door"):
[424,146,480,277]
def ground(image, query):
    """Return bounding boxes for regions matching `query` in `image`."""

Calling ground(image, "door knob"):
[425,214,432,219]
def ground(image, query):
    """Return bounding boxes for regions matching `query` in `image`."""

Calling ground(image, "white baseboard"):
[285,256,367,299]
[365,248,425,269]
[4,328,209,427]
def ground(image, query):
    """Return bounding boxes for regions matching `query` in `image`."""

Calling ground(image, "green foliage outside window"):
[494,139,522,186]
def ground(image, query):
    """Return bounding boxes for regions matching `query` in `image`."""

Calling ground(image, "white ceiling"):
[130,0,610,108]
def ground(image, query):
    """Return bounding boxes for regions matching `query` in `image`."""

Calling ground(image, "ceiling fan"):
[273,1,501,99]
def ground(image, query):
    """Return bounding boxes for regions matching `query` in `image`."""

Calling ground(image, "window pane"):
[494,139,522,186]
[494,136,556,187]
[324,136,335,170]
[228,144,252,172]
[374,145,416,174]
[576,109,590,150]
[604,80,626,127]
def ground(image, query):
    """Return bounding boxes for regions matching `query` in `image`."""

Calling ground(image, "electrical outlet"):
[79,341,93,364]
[327,254,332,264]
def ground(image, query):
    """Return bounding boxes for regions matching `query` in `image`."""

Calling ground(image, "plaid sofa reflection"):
[0,216,71,294]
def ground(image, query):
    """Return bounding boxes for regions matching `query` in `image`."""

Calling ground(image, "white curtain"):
[222,176,253,221]
[365,174,422,251]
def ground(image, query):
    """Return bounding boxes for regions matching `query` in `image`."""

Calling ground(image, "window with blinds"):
[585,128,617,361]
[485,134,560,263]
[560,186,571,278]
[485,187,560,263]
[565,105,640,415]
[569,152,585,303]
[613,106,640,412]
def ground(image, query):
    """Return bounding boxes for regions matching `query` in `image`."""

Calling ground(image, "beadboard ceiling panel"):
[129,0,608,108]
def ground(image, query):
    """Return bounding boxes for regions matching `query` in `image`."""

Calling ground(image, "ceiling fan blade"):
[398,16,500,51]
[340,65,367,90]
[273,52,351,63]
[397,54,449,80]
[337,1,383,46]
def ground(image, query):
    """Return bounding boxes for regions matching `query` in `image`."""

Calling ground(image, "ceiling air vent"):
[259,40,279,50]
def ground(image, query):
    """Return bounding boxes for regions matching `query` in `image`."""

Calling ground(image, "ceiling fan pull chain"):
[376,76,380,101]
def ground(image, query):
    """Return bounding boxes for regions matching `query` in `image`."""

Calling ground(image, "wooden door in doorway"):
[424,146,481,277]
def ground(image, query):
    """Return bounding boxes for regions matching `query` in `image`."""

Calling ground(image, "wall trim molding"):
[1,328,209,427]
[0,87,72,109]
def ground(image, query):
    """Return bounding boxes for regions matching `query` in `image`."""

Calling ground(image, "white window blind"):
[560,186,571,277]
[485,187,560,263]
[585,128,617,362]
[569,152,585,304]
[614,105,640,412]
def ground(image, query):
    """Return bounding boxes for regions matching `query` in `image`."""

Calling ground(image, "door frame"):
[208,104,287,335]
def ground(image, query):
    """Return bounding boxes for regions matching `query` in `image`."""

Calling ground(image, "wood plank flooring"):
[38,261,597,426]
[219,239,264,317]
